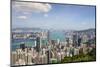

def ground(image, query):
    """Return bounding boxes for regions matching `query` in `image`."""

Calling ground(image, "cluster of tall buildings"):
[11,29,96,66]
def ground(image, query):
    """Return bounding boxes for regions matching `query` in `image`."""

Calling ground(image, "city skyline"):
[12,1,96,30]
[11,1,96,66]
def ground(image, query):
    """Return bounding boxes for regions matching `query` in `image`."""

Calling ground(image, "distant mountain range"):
[12,28,41,31]
[12,28,96,33]
[74,28,95,33]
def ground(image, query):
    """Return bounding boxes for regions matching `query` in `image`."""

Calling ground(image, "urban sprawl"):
[11,28,96,66]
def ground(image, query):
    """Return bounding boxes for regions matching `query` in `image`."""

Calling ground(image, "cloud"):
[44,14,48,17]
[12,1,52,13]
[17,15,27,19]
[23,12,31,15]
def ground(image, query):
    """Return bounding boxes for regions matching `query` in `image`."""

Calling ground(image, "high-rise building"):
[82,34,88,44]
[73,34,78,47]
[46,50,50,64]
[18,59,25,65]
[57,52,61,61]
[61,51,65,59]
[66,47,70,57]
[24,53,28,65]
[51,40,56,45]
[47,30,50,41]
[57,38,60,45]
[34,40,37,47]
[69,46,74,57]
[36,37,41,52]
[39,55,47,64]
[74,48,79,55]
[27,52,32,64]
[11,51,18,65]
[83,47,88,54]
[78,37,82,47]
[20,43,25,51]
[66,38,69,47]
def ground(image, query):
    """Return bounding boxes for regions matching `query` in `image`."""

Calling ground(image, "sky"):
[12,1,96,30]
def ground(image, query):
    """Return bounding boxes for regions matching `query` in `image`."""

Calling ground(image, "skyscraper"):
[11,51,18,65]
[66,38,69,47]
[47,30,50,41]
[57,38,60,45]
[36,37,40,52]
[20,43,25,51]
[78,37,82,47]
[47,50,50,64]
[73,34,78,47]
